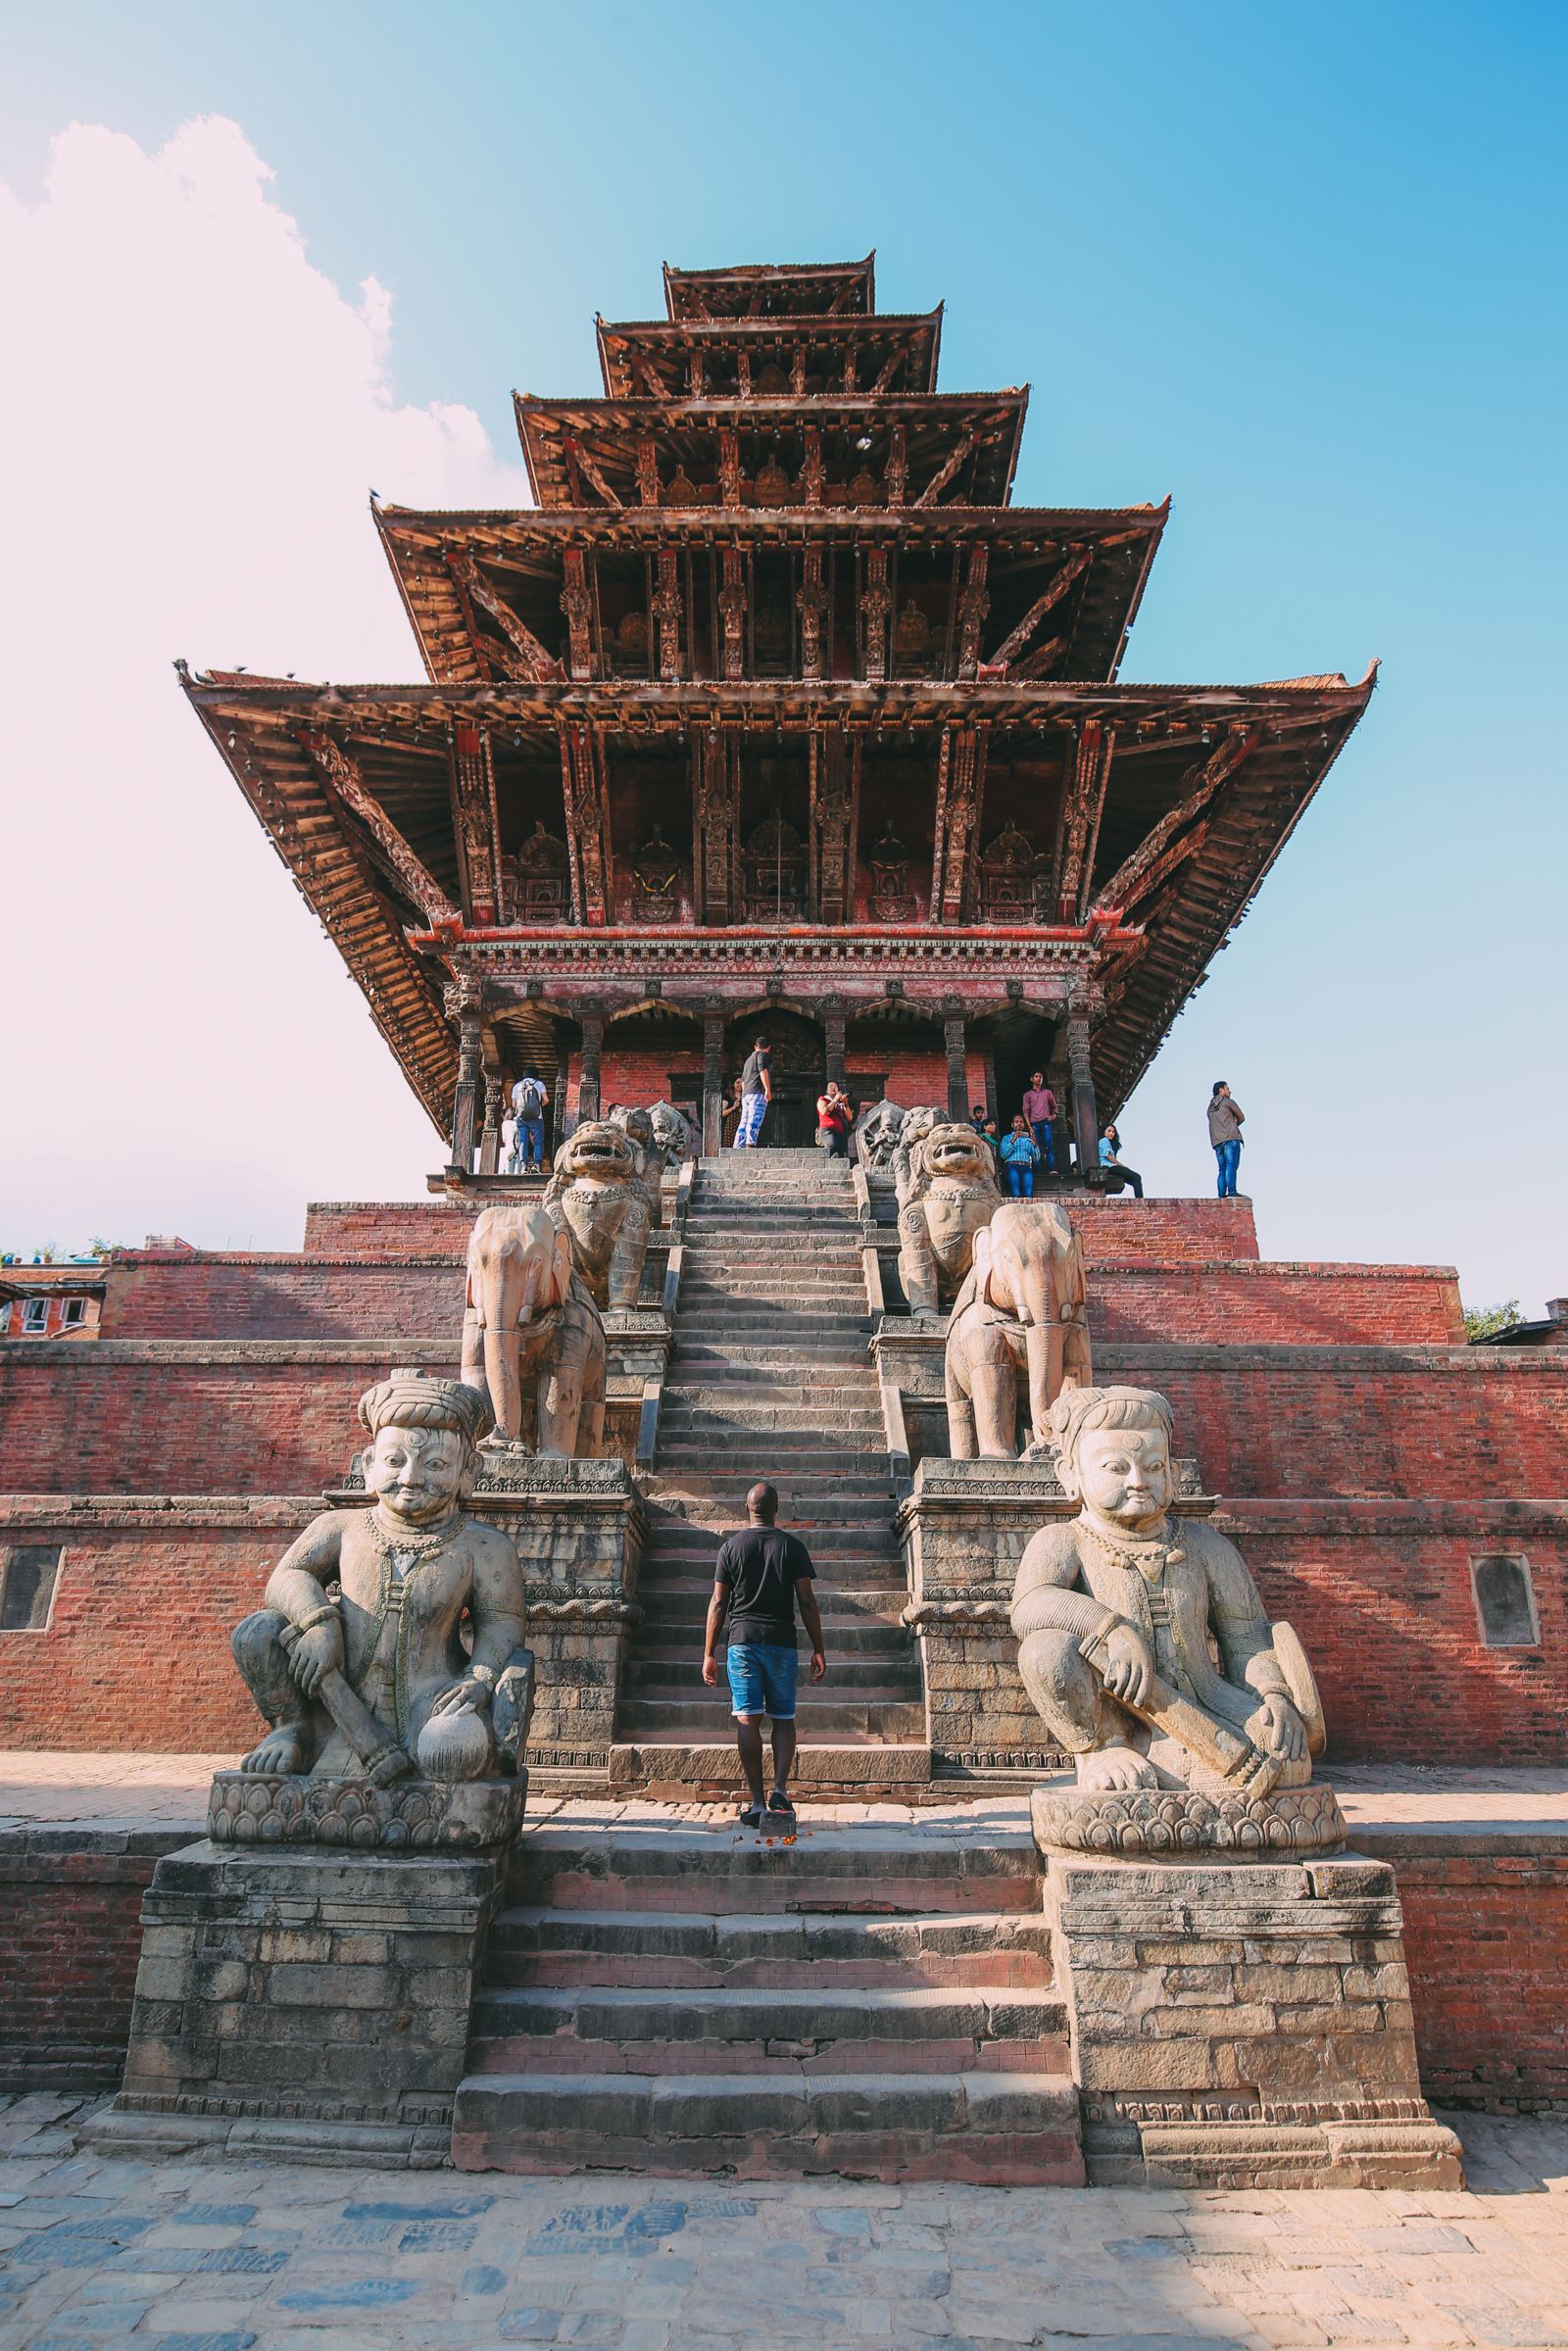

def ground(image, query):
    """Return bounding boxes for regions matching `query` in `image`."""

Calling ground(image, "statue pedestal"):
[1037,1820,1463,2188]
[87,1787,523,2166]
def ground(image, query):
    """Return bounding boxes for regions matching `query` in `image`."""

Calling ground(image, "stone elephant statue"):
[544,1119,655,1310]
[944,1199,1092,1458]
[461,1200,607,1455]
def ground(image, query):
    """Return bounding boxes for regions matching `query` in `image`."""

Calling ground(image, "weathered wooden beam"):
[302,733,459,928]
[561,549,595,679]
[446,553,563,682]
[987,547,1093,668]
[655,547,683,683]
[1052,720,1115,921]
[566,437,623,510]
[1091,728,1258,914]
[860,550,892,684]
[956,546,991,678]
[449,722,502,924]
[915,431,979,510]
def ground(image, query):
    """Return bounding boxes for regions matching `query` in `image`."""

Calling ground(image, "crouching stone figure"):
[1011,1385,1324,1799]
[232,1367,532,1787]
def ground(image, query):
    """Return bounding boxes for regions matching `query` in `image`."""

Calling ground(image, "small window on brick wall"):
[0,1544,63,1631]
[1471,1554,1540,1647]
[61,1297,86,1328]
[22,1299,48,1334]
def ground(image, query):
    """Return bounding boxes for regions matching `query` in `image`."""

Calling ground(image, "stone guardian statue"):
[1011,1385,1324,1802]
[231,1368,533,1787]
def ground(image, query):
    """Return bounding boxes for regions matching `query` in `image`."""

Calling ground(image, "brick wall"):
[0,1342,449,1494]
[1088,1263,1463,1347]
[1096,1346,1568,1501]
[1355,1834,1568,2110]
[1221,1501,1568,1763]
[1069,1197,1260,1263]
[300,1201,478,1257]
[0,1512,297,1747]
[0,1837,185,2089]
[101,1255,465,1339]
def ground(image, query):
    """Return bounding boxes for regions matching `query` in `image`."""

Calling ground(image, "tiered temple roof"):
[183,254,1372,1156]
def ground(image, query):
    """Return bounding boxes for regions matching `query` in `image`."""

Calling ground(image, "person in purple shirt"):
[1020,1071,1057,1173]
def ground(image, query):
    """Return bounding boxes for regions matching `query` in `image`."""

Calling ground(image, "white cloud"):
[0,119,528,1251]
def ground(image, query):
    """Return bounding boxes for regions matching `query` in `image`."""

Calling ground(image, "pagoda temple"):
[181,253,1373,1165]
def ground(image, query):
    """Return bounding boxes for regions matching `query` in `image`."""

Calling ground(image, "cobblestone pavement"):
[1,2093,1565,2350]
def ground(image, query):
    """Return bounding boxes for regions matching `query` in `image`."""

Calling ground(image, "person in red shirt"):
[1020,1072,1058,1173]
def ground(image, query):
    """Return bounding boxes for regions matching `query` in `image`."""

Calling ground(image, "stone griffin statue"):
[945,1199,1091,1457]
[1010,1386,1325,1803]
[894,1117,1003,1314]
[231,1369,533,1788]
[461,1200,606,1455]
[639,1099,694,1168]
[544,1118,657,1309]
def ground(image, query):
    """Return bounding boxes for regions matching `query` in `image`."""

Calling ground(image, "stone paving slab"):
[0,2093,1566,2348]
[5,1756,1568,1843]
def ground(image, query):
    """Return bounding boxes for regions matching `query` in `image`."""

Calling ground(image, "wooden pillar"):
[944,1015,968,1123]
[478,1077,503,1176]
[451,1009,483,1174]
[702,1011,724,1155]
[1066,1005,1101,1185]
[577,1012,604,1127]
[1046,1038,1072,1182]
[823,1007,847,1092]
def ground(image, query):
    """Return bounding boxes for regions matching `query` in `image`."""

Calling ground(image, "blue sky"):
[1,1,1564,1306]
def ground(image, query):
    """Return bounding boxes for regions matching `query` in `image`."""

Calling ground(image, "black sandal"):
[738,1803,764,1830]
[766,1790,796,1816]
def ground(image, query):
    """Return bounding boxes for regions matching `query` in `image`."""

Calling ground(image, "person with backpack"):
[510,1067,549,1173]
[1207,1081,1245,1198]
[999,1114,1042,1199]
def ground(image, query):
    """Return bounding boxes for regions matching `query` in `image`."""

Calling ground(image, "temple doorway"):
[725,1009,824,1149]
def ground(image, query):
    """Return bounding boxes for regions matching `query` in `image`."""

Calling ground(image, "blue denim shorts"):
[726,1641,799,1720]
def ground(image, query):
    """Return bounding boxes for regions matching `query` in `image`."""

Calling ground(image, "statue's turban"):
[1049,1383,1174,1465]
[358,1366,494,1448]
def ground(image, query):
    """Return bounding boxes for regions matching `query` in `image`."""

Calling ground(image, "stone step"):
[450,2069,1083,2183]
[615,1696,924,1738]
[467,1983,1069,2077]
[634,1620,908,1654]
[621,1654,910,1693]
[508,1828,1044,1916]
[485,1905,1056,1990]
[648,1460,897,1490]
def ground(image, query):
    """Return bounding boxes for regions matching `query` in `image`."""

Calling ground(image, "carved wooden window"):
[978,822,1042,921]
[1471,1554,1540,1647]
[741,813,807,924]
[0,1543,62,1631]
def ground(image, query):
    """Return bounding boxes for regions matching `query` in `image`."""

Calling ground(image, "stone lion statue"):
[894,1118,1003,1314]
[645,1101,694,1166]
[544,1119,655,1310]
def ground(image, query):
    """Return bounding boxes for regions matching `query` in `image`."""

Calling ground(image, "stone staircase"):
[451,1814,1082,2183]
[612,1150,926,1794]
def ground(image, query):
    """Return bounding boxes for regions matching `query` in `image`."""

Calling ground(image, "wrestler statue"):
[1011,1385,1324,1799]
[231,1367,532,1788]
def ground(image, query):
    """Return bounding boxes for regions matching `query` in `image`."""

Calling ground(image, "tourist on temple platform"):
[970,1104,1001,1162]
[501,1112,520,1175]
[720,1077,744,1149]
[815,1080,854,1155]
[734,1036,771,1149]
[1099,1122,1145,1200]
[999,1115,1042,1199]
[1208,1081,1246,1198]
[510,1066,549,1172]
[703,1480,827,1826]
[1021,1070,1058,1171]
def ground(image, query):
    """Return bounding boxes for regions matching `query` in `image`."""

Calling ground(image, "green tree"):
[1463,1298,1521,1344]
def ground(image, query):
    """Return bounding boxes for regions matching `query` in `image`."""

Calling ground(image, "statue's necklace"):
[366,1503,464,1571]
[1079,1520,1186,1582]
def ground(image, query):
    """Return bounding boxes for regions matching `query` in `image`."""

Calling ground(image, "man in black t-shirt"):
[703,1481,827,1825]
[733,1035,771,1149]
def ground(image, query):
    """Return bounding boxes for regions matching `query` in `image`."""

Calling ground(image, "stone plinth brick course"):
[95,1837,510,2165]
[1043,1849,1462,2187]
[0,1837,186,2091]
